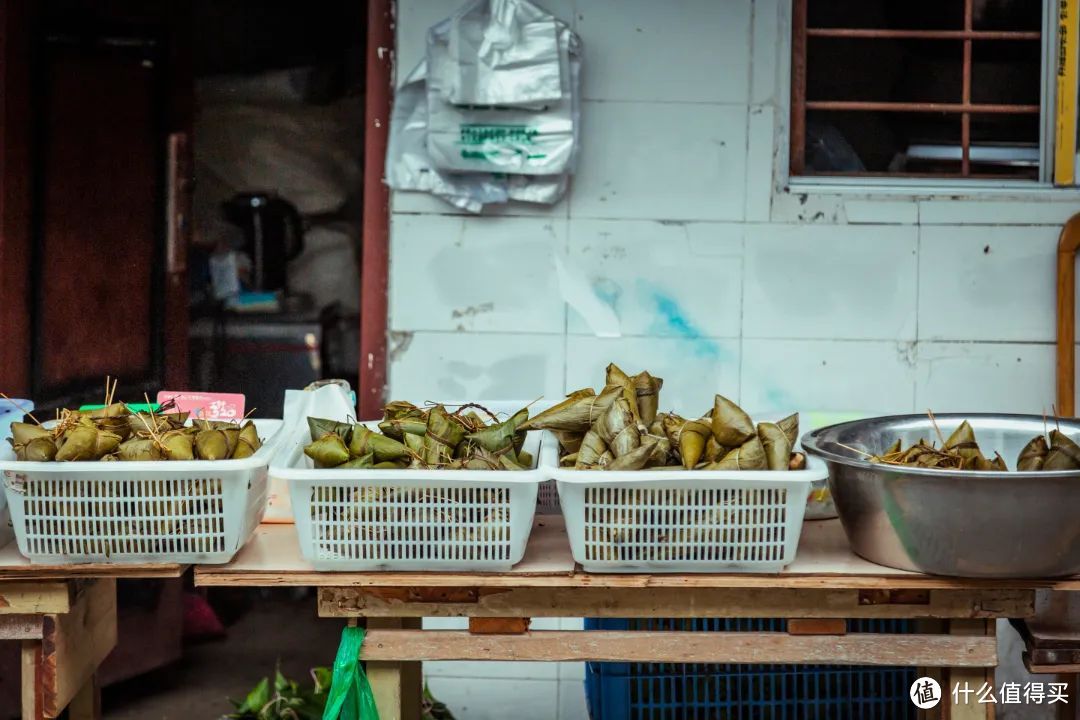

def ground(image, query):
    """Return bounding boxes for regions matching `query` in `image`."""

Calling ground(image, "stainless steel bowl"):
[802,414,1080,578]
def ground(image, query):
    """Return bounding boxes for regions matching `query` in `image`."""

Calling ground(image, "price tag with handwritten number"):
[156,391,246,421]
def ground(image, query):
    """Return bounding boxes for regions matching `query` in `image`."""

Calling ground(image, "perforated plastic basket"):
[585,618,916,720]
[536,479,561,514]
[273,401,554,571]
[554,454,824,573]
[0,399,32,549]
[0,419,282,564]
[0,494,10,551]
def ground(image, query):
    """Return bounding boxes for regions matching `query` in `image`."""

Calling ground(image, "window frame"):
[783,0,1065,193]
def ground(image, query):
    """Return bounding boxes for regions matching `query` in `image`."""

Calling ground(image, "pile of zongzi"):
[871,418,1080,472]
[302,401,532,550]
[520,363,806,471]
[303,401,533,471]
[7,404,262,462]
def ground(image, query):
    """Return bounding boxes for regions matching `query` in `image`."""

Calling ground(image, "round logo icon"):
[910,677,942,709]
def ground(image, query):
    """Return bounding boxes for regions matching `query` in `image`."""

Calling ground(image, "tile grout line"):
[738,228,747,405]
[742,0,757,226]
[555,670,564,720]
[563,0,574,407]
[392,328,1065,346]
[562,216,571,394]
[912,220,922,412]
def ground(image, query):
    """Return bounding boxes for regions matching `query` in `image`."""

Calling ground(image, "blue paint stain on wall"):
[592,278,622,309]
[639,281,728,360]
[763,387,796,411]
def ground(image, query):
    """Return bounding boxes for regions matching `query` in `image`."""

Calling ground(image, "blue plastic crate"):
[584,618,916,720]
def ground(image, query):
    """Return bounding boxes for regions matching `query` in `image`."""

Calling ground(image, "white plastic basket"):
[536,479,561,514]
[0,419,282,564]
[0,399,32,550]
[0,492,11,551]
[273,399,553,571]
[554,451,825,574]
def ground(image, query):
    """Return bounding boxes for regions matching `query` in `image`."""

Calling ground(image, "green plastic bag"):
[322,626,380,720]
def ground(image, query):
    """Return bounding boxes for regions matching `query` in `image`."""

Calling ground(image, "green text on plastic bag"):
[323,626,380,720]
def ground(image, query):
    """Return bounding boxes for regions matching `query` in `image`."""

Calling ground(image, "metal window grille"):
[790,0,1042,178]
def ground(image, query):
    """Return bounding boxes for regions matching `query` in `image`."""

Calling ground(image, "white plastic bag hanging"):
[385,58,570,211]
[384,0,580,211]
[446,0,563,106]
[425,0,580,176]
[385,59,504,212]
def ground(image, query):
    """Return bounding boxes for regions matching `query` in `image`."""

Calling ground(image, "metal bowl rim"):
[801,412,1080,480]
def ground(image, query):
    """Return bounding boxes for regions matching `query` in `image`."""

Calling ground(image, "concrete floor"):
[103,590,344,720]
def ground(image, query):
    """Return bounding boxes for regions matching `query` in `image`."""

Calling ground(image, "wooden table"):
[0,543,182,720]
[1021,593,1080,672]
[196,518,1080,720]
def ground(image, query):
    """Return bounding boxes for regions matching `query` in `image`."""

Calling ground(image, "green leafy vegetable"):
[225,665,329,720]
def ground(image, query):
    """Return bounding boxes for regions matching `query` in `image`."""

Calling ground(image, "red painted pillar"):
[358,0,395,418]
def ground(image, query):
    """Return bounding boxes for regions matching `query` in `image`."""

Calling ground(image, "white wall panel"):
[743,224,918,340]
[566,219,742,338]
[576,0,750,103]
[571,101,749,222]
[741,339,917,415]
[391,214,567,334]
[918,226,1058,343]
[388,331,566,401]
[914,342,1055,415]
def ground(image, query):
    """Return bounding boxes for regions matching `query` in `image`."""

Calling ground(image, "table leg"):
[916,619,947,720]
[366,618,422,720]
[66,675,100,720]
[945,619,995,720]
[20,657,101,720]
[21,641,41,720]
[1056,674,1077,720]
[16,579,115,720]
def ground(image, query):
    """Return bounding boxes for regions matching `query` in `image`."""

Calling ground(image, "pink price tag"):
[157,391,246,421]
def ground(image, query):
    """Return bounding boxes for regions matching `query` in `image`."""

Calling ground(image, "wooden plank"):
[0,584,70,615]
[945,620,995,720]
[34,580,117,718]
[318,586,1034,620]
[1057,215,1080,417]
[66,676,100,720]
[366,618,421,720]
[0,615,44,640]
[357,588,481,604]
[787,619,846,636]
[0,544,184,579]
[200,522,1080,591]
[358,630,997,667]
[468,618,530,635]
[860,589,930,605]
[199,518,575,586]
[21,641,39,720]
[917,619,947,720]
[1014,611,1080,670]
[1024,653,1080,674]
[1026,592,1080,647]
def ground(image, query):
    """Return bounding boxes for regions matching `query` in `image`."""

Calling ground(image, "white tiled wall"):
[423,618,586,720]
[388,2,1080,718]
